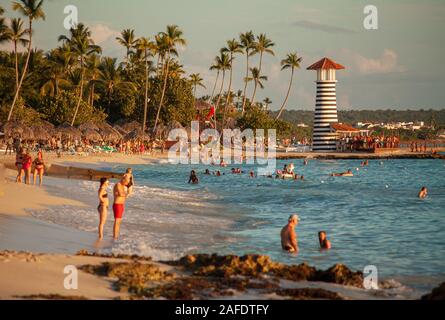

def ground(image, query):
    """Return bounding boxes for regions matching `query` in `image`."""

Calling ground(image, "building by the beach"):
[307,57,345,152]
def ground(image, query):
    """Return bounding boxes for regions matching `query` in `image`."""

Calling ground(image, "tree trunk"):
[223,55,233,128]
[250,52,263,105]
[209,71,219,103]
[142,54,149,139]
[14,41,19,90]
[90,83,95,107]
[276,67,294,120]
[70,57,84,126]
[153,51,170,134]
[8,19,33,121]
[241,53,249,114]
[214,70,225,130]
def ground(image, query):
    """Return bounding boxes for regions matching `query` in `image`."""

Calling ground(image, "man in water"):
[418,186,428,198]
[113,176,130,240]
[123,168,134,194]
[281,214,300,253]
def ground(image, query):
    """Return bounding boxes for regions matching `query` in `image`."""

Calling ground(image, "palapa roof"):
[331,123,359,132]
[307,57,345,70]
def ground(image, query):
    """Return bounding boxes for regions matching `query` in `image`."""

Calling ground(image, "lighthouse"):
[307,57,345,152]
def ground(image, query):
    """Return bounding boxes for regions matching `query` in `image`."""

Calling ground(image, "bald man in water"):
[281,214,300,253]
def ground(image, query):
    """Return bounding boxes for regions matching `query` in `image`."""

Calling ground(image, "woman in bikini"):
[97,177,110,239]
[33,150,45,186]
[15,148,24,183]
[22,150,33,184]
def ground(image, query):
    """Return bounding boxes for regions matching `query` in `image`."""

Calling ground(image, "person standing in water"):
[318,231,332,249]
[32,150,45,186]
[418,186,428,199]
[97,177,109,239]
[123,168,134,194]
[113,176,130,240]
[281,214,300,253]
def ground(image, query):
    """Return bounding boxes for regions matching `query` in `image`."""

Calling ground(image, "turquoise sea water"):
[29,157,445,292]
[129,158,445,288]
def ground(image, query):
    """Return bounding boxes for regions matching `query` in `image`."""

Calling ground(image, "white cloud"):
[338,49,406,75]
[87,23,120,45]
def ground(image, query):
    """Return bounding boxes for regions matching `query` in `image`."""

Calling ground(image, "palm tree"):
[0,7,10,44]
[136,36,154,135]
[239,31,255,114]
[213,52,230,115]
[8,18,29,90]
[250,33,274,104]
[208,61,220,103]
[40,48,71,97]
[275,52,302,120]
[98,57,135,115]
[235,89,243,108]
[115,29,137,67]
[59,23,102,126]
[262,97,272,110]
[221,39,242,127]
[189,73,206,97]
[8,0,46,122]
[85,53,101,106]
[153,25,186,134]
[246,67,267,106]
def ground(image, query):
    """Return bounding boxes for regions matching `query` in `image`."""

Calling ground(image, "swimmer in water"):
[418,186,428,198]
[188,170,199,184]
[303,159,308,166]
[331,169,353,177]
[249,170,255,178]
[318,231,332,249]
[281,214,300,253]
[204,169,211,175]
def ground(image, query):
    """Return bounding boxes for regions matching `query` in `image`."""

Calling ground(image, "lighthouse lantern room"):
[307,57,345,152]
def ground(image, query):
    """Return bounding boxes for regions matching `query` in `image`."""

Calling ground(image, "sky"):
[1,0,445,111]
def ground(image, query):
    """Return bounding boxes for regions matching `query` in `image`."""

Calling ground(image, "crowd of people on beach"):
[337,135,400,152]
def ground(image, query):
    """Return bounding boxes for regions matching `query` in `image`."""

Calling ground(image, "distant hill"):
[271,109,445,126]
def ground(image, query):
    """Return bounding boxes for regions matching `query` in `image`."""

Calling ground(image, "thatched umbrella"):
[31,125,52,140]
[121,121,142,133]
[96,122,122,142]
[82,128,102,141]
[57,123,82,139]
[2,121,24,137]
[78,121,100,132]
[113,124,128,136]
[21,126,35,140]
[123,128,150,142]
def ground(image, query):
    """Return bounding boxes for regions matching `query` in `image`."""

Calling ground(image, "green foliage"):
[147,76,195,127]
[237,106,291,137]
[35,90,106,126]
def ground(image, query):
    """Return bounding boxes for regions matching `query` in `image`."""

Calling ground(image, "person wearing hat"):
[281,214,300,253]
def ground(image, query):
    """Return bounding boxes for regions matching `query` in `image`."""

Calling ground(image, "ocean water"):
[31,158,445,292]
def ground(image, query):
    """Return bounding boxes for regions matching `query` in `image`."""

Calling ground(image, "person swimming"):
[204,169,211,175]
[331,169,353,177]
[249,170,255,178]
[318,231,332,249]
[280,214,300,253]
[418,186,428,198]
[188,170,199,184]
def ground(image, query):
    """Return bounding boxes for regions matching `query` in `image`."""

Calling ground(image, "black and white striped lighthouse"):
[307,57,345,152]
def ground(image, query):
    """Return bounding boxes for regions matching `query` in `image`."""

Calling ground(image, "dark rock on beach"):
[169,253,364,288]
[421,282,445,300]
